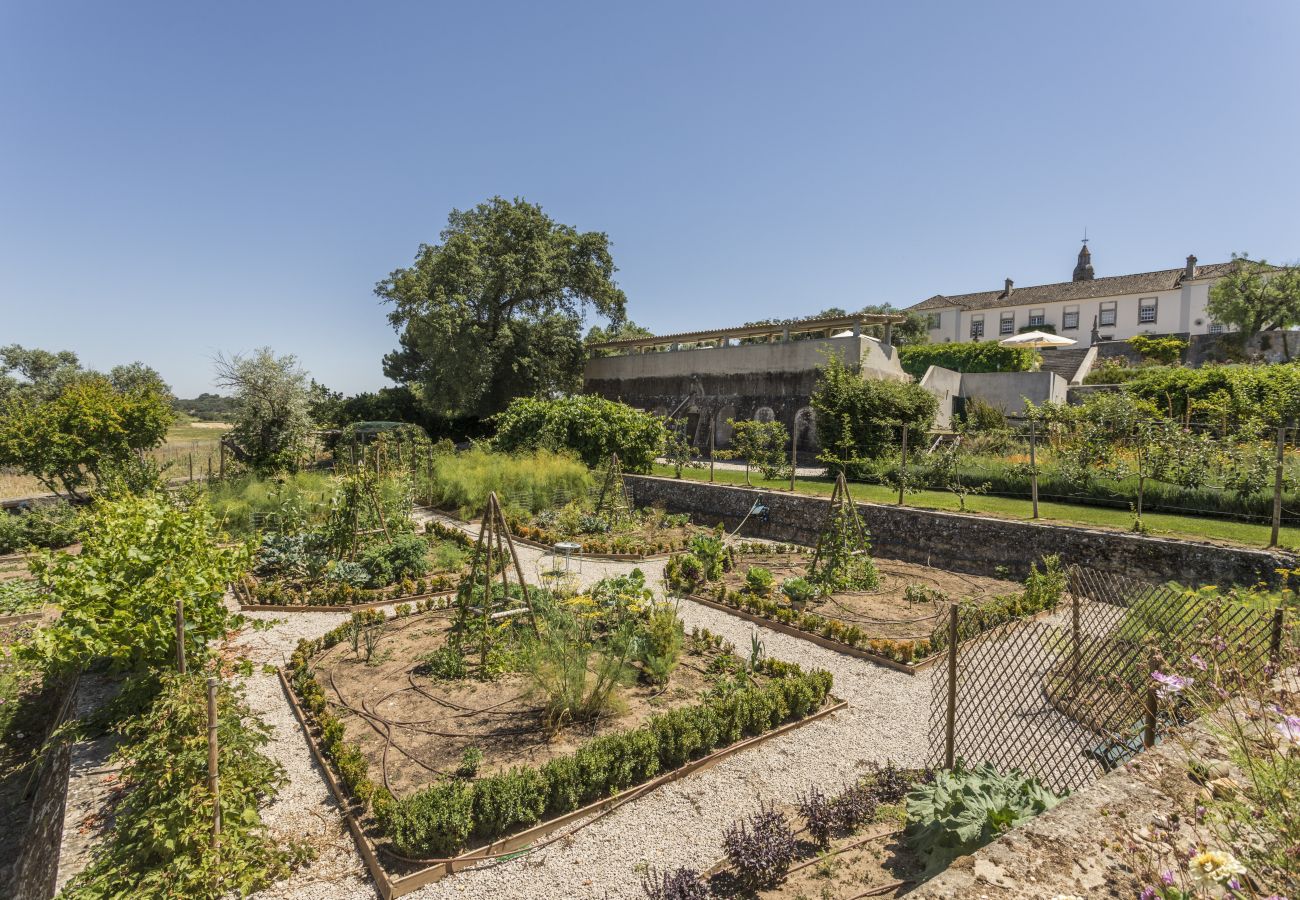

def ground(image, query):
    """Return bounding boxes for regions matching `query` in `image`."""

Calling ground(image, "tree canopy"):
[1207,255,1300,336]
[378,197,627,421]
[0,346,174,498]
[215,348,314,474]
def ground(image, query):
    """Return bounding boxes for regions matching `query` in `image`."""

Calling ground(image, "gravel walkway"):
[239,516,931,900]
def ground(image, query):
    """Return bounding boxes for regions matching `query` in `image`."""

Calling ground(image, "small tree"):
[491,395,666,472]
[812,353,937,471]
[661,418,697,479]
[718,418,790,485]
[0,373,173,499]
[215,348,314,474]
[1207,255,1300,344]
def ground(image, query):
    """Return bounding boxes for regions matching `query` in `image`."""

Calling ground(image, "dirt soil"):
[313,609,773,799]
[726,553,1020,640]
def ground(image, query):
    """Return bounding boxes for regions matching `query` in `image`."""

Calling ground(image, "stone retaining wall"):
[626,475,1295,587]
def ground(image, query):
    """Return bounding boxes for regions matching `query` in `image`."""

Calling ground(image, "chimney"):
[1003,278,1014,297]
[1184,254,1197,279]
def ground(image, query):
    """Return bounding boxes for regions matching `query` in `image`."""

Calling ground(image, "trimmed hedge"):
[288,633,833,860]
[897,341,1039,380]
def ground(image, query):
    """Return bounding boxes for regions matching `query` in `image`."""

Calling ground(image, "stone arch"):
[714,404,736,447]
[753,406,776,424]
[793,406,817,445]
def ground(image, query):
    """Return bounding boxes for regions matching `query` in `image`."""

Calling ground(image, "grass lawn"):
[650,464,1300,551]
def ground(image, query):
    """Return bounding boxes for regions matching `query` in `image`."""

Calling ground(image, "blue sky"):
[3,1,1298,397]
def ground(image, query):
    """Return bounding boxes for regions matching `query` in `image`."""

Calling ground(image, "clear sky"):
[3,1,1298,397]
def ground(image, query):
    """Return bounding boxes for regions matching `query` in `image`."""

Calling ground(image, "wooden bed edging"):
[239,590,457,614]
[0,611,46,627]
[277,667,847,898]
[684,593,942,675]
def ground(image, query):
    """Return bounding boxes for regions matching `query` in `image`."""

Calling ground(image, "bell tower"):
[1072,236,1095,282]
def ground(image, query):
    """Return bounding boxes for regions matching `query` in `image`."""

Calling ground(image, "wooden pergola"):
[588,312,907,355]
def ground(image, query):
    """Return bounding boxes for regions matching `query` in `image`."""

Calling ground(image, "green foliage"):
[214,347,315,475]
[812,353,938,468]
[373,664,834,857]
[1207,255,1300,337]
[61,672,296,899]
[377,197,627,420]
[931,555,1067,650]
[904,762,1063,875]
[809,499,879,592]
[0,501,81,554]
[1118,361,1300,434]
[422,447,593,517]
[0,579,43,615]
[490,395,666,472]
[418,645,469,680]
[457,746,483,778]
[1127,334,1187,366]
[660,417,697,479]
[358,533,432,587]
[780,576,817,605]
[963,398,1006,432]
[205,470,338,537]
[897,340,1039,380]
[26,493,250,675]
[636,603,685,684]
[718,418,790,483]
[0,372,173,499]
[744,566,775,596]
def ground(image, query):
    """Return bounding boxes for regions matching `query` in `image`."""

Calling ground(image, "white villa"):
[908,243,1240,346]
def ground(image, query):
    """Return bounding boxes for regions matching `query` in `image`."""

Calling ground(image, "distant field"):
[1,423,230,500]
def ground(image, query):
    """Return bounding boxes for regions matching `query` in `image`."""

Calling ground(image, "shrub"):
[491,395,667,472]
[60,672,294,898]
[470,766,547,839]
[376,779,474,858]
[812,353,938,466]
[359,533,431,587]
[418,646,468,680]
[723,802,797,888]
[325,559,371,588]
[637,604,684,684]
[640,866,711,900]
[457,746,482,778]
[0,501,81,554]
[798,784,839,849]
[897,340,1039,380]
[904,762,1063,876]
[26,493,249,675]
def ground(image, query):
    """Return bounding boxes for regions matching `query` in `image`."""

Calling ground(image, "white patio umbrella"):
[998,330,1077,349]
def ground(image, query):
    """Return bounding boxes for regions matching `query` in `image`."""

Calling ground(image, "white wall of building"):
[919,275,1228,347]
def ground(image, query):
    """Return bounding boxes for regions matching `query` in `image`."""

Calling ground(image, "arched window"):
[753,406,775,424]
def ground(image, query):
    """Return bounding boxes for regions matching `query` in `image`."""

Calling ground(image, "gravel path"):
[239,516,931,900]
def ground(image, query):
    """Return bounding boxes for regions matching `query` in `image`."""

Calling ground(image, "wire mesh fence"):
[927,566,1288,794]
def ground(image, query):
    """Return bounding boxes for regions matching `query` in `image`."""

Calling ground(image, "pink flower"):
[1151,671,1192,700]
[1189,654,1207,671]
[1276,714,1300,749]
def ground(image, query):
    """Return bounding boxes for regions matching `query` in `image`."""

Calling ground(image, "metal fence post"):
[1070,589,1080,687]
[1029,419,1040,519]
[175,600,186,674]
[1142,652,1158,749]
[1270,425,1285,547]
[1270,607,1286,665]
[206,677,221,851]
[898,424,909,507]
[944,604,959,769]
[789,420,798,492]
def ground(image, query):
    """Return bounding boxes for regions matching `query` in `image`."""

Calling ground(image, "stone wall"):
[626,475,1295,587]
[7,678,77,900]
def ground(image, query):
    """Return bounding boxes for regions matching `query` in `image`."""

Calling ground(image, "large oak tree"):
[376,197,627,420]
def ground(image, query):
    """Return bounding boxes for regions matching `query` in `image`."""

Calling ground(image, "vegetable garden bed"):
[283,592,841,896]
[678,549,1066,671]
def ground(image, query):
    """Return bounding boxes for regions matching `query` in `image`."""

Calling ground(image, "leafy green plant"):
[417,645,468,680]
[744,566,775,596]
[421,447,593,516]
[358,533,431,587]
[26,493,249,674]
[897,340,1039,380]
[636,604,684,685]
[780,576,817,607]
[717,418,790,484]
[61,672,298,898]
[491,395,667,472]
[0,501,81,554]
[904,762,1063,875]
[457,746,483,778]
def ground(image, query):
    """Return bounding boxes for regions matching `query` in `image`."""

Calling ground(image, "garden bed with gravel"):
[282,582,842,896]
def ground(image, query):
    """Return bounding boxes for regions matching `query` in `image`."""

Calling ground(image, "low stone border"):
[684,592,941,675]
[277,667,846,899]
[239,590,457,614]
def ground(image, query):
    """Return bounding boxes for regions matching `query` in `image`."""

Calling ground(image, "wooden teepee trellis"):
[808,472,879,590]
[457,491,541,668]
[593,453,633,524]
